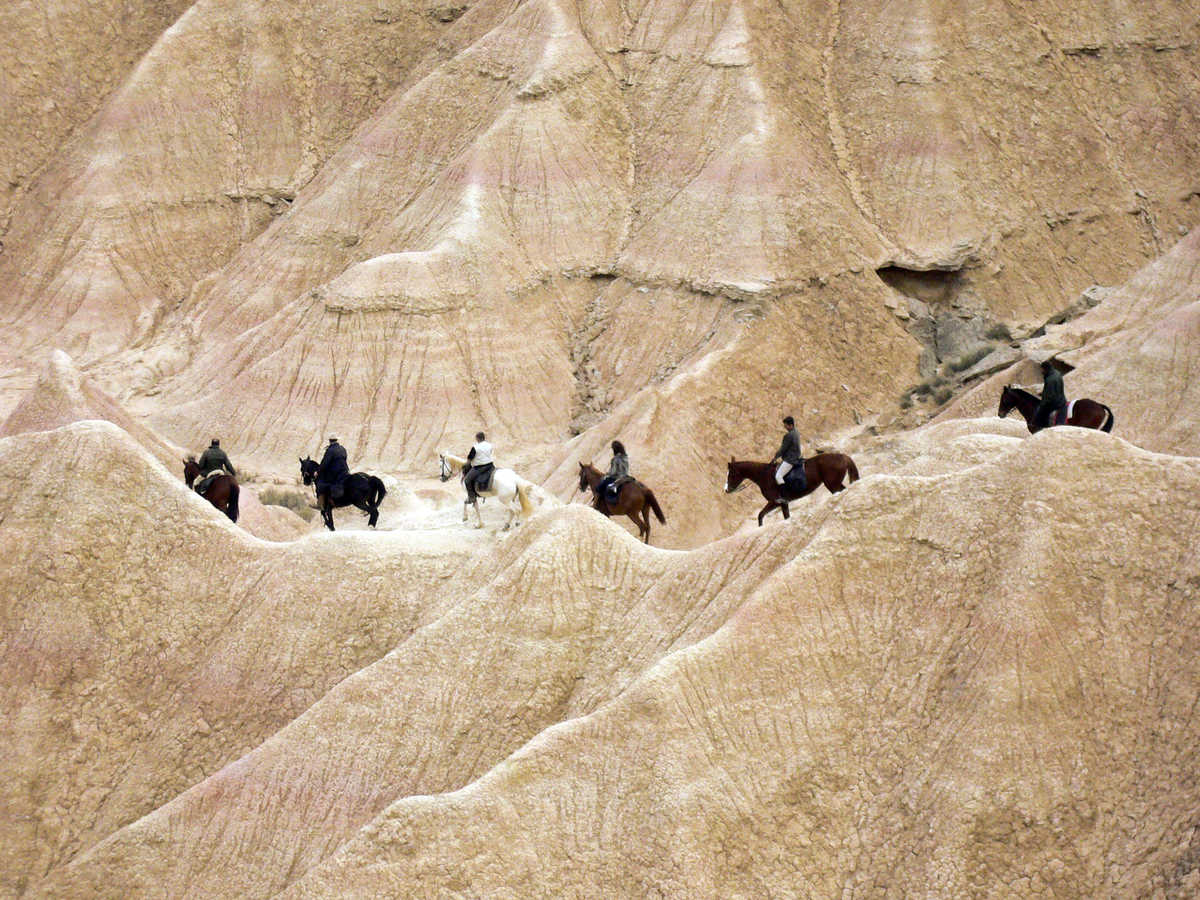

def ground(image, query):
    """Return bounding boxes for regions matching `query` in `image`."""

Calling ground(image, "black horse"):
[299,457,387,531]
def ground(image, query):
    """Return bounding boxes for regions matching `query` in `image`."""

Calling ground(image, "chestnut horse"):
[183,456,239,522]
[578,462,665,544]
[724,454,859,526]
[998,385,1114,433]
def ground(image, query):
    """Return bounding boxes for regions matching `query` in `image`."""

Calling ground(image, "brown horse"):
[578,462,666,544]
[998,385,1114,433]
[725,454,859,526]
[183,456,240,522]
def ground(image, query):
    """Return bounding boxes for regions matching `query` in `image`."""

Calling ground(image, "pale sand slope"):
[7,418,1198,897]
[0,352,307,542]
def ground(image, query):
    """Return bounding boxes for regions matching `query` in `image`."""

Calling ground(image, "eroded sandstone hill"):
[3,1,1200,896]
[2,419,1199,897]
[1,0,1199,545]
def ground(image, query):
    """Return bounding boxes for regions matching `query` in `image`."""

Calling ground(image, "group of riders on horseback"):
[183,359,1111,539]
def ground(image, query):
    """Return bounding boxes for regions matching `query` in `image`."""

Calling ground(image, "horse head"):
[997,384,1016,418]
[724,457,749,494]
[578,461,595,492]
[183,456,200,484]
[299,456,317,485]
[439,454,452,482]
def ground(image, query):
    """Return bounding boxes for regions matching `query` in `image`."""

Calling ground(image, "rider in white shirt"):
[464,431,495,504]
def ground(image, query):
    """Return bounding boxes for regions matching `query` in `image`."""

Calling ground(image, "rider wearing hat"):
[317,436,350,503]
[771,416,803,485]
[194,438,235,492]
[1032,357,1070,432]
[1033,359,1068,432]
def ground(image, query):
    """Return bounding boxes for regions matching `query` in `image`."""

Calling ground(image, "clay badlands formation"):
[2,0,1199,896]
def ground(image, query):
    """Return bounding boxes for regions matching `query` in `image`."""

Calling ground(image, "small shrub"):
[259,486,316,522]
[985,324,1011,341]
[933,385,954,405]
[945,344,993,374]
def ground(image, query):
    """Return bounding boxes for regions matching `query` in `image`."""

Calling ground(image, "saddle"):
[604,476,631,504]
[1050,401,1074,427]
[783,465,807,494]
[466,464,493,492]
[196,469,225,495]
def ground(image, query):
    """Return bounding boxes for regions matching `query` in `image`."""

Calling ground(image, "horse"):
[183,456,240,522]
[577,462,666,544]
[998,385,1114,433]
[299,457,387,530]
[439,452,534,530]
[724,454,859,526]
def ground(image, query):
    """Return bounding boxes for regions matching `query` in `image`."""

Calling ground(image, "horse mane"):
[729,458,771,473]
[440,452,469,469]
[1003,384,1038,401]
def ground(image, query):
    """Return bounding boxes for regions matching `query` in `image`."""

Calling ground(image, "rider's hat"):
[328,435,338,442]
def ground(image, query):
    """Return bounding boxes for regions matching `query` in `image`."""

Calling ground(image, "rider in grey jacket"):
[771,416,802,485]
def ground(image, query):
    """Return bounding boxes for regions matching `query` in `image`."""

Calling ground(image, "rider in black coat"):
[317,437,350,500]
[1033,360,1068,431]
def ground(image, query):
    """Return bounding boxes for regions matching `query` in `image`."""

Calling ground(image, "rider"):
[316,436,350,505]
[463,431,494,505]
[194,438,235,493]
[771,416,803,485]
[1033,359,1067,432]
[596,440,631,509]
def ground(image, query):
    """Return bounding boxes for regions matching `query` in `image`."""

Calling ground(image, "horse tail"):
[1101,404,1115,433]
[227,481,240,523]
[516,480,534,516]
[371,476,388,507]
[846,456,860,483]
[645,489,666,524]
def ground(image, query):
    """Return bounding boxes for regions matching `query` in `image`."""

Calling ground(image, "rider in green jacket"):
[194,439,235,492]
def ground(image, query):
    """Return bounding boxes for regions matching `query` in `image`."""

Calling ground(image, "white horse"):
[439,452,535,529]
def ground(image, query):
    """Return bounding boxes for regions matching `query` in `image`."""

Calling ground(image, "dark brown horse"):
[998,385,1114,433]
[578,462,666,544]
[183,456,240,522]
[725,454,859,526]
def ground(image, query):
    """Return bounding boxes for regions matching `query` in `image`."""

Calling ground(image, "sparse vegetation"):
[944,344,994,375]
[985,323,1012,341]
[258,486,316,522]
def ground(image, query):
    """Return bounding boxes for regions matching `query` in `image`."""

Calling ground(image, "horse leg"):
[780,501,789,520]
[628,507,647,542]
[472,498,484,529]
[323,503,335,531]
[757,500,778,526]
